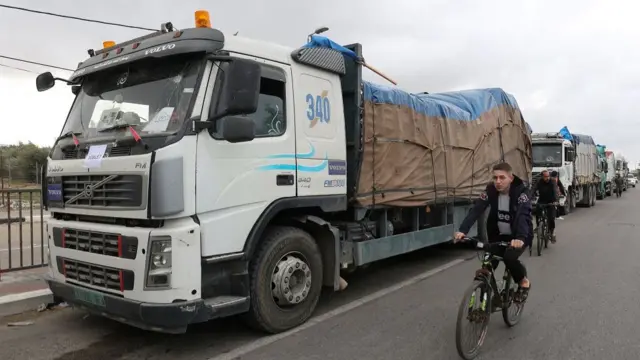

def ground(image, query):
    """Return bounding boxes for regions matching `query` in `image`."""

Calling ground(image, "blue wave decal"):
[257,155,329,173]
[266,143,315,159]
[298,159,328,172]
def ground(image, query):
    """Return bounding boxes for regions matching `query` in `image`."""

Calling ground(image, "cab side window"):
[248,78,286,137]
[213,65,286,138]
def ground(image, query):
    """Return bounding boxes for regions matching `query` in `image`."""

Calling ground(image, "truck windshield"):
[59,54,203,143]
[532,144,563,167]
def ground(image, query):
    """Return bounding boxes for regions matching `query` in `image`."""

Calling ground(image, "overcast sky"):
[1,0,638,166]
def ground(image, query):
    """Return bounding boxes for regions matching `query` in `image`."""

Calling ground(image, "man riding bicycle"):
[550,171,565,197]
[532,170,560,243]
[615,174,624,197]
[550,170,566,219]
[454,162,533,302]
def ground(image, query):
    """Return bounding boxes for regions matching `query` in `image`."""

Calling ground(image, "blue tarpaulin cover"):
[303,35,360,61]
[355,80,532,207]
[362,81,521,121]
[559,126,574,141]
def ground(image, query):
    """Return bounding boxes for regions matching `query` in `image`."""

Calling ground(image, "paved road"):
[0,222,47,271]
[0,190,637,360]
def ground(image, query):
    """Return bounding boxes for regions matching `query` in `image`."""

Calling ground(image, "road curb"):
[0,289,53,318]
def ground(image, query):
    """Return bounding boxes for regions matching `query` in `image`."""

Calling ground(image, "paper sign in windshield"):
[84,144,108,168]
[143,107,174,133]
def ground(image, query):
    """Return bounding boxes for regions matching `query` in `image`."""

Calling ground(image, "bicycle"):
[455,240,527,360]
[531,202,557,257]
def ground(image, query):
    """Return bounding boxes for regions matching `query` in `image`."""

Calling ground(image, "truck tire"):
[245,226,323,333]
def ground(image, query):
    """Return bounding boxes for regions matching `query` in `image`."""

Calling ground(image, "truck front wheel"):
[245,226,323,333]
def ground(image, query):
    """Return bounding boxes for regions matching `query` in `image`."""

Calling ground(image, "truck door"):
[195,57,296,256]
[290,64,347,197]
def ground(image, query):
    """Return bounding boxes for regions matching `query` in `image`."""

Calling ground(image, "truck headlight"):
[145,236,172,288]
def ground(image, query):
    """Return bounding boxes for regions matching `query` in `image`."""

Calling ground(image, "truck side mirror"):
[36,72,56,92]
[210,58,261,121]
[219,116,255,143]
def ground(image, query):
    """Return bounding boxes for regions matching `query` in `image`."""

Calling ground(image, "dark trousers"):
[489,235,528,283]
[547,206,556,232]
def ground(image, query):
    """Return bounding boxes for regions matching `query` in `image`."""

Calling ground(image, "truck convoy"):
[531,128,599,215]
[35,11,532,334]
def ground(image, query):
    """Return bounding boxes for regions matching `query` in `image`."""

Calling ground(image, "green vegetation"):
[0,142,50,188]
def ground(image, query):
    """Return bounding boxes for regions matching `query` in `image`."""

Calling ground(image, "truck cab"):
[37,12,353,334]
[531,133,575,212]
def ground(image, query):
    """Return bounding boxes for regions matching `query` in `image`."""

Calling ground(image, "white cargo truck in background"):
[616,155,630,191]
[531,130,599,215]
[605,150,617,195]
[36,11,532,334]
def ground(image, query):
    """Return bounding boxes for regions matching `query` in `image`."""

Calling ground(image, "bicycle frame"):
[534,204,552,228]
[472,244,513,312]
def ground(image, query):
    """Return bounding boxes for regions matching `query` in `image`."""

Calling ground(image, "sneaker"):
[557,216,565,220]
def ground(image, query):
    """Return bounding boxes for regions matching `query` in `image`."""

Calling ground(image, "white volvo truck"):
[531,131,599,215]
[37,11,532,334]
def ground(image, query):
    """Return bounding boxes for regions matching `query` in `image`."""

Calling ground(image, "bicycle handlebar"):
[458,237,511,250]
[535,202,559,207]
[475,241,511,250]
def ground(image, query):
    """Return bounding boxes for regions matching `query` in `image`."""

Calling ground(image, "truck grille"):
[62,174,143,208]
[57,258,134,292]
[53,228,138,259]
[62,146,131,159]
[62,259,123,291]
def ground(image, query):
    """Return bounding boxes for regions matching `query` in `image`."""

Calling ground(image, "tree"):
[0,142,51,185]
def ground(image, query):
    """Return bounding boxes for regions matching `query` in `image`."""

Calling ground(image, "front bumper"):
[46,276,210,334]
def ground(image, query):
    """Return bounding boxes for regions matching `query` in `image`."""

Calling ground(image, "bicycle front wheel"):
[536,225,544,256]
[456,280,491,360]
[544,223,550,248]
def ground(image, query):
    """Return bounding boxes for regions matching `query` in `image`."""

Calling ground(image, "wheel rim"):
[460,286,490,355]
[505,283,524,321]
[271,252,312,308]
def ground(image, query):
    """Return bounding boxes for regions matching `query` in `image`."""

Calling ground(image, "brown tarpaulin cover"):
[354,92,532,207]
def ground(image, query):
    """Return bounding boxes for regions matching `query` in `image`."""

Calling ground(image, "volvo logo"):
[65,174,118,205]
[81,184,94,199]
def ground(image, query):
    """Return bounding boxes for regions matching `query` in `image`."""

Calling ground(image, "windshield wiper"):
[99,123,146,147]
[98,123,134,133]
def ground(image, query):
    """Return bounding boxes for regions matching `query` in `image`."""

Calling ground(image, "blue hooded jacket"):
[459,175,534,246]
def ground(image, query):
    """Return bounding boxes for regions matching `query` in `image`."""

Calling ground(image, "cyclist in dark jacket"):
[614,174,624,197]
[550,171,566,196]
[454,162,532,301]
[533,170,560,243]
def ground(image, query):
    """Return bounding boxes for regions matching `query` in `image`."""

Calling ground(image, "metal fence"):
[0,188,47,273]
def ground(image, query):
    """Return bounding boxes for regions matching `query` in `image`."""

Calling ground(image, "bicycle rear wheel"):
[456,280,491,360]
[501,272,525,327]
